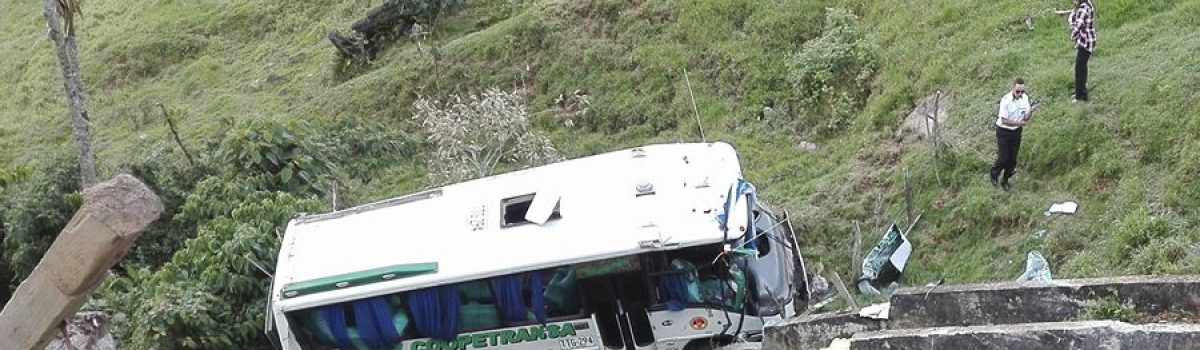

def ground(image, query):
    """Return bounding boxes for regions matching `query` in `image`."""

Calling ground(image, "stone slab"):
[849,321,1200,350]
[889,275,1200,329]
[764,312,886,350]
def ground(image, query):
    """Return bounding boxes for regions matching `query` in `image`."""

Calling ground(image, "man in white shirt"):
[990,78,1039,192]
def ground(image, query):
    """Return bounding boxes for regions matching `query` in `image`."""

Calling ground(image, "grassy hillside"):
[2,0,1198,329]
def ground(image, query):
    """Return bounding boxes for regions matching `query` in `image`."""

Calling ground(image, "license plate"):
[558,336,597,350]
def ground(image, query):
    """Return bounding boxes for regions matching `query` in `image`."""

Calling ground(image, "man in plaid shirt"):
[1058,0,1096,102]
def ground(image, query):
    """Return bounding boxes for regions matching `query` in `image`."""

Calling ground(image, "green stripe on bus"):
[281,262,438,298]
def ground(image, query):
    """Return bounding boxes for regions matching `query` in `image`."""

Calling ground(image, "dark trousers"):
[991,126,1023,183]
[1074,47,1091,100]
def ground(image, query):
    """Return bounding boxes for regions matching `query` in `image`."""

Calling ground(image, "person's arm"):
[1022,103,1039,122]
[1001,118,1026,127]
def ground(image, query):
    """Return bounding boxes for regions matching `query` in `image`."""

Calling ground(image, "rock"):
[44,312,115,350]
[901,91,954,138]
[797,141,819,152]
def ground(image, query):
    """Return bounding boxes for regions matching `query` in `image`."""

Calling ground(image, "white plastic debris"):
[820,338,852,350]
[1046,201,1078,215]
[858,302,891,320]
[1017,251,1053,283]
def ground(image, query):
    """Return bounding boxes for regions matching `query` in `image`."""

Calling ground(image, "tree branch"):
[157,103,196,167]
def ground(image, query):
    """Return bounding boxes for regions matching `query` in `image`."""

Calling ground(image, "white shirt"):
[996,92,1031,130]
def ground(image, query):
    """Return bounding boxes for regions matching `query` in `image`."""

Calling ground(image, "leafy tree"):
[413,88,563,183]
[786,8,879,135]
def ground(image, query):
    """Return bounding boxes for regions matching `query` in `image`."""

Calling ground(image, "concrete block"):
[849,321,1200,350]
[889,276,1200,329]
[764,312,886,350]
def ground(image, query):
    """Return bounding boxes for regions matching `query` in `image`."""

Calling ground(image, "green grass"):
[3,0,1199,291]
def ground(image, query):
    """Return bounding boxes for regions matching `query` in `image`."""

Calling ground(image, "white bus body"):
[268,142,809,350]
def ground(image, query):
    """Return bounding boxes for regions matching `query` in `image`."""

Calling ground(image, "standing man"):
[991,78,1039,192]
[1057,0,1096,102]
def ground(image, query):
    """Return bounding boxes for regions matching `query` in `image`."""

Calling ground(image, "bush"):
[413,88,563,183]
[119,159,211,269]
[324,119,419,182]
[0,165,30,188]
[0,160,82,300]
[103,177,324,350]
[786,8,879,136]
[211,119,338,196]
[1078,296,1139,323]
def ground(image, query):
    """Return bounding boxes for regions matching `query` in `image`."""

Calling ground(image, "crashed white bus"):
[267,142,810,350]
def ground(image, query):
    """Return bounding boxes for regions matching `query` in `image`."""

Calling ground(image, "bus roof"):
[272,142,748,311]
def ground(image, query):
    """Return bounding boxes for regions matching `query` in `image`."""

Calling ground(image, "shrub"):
[413,88,563,183]
[786,8,879,136]
[0,165,30,188]
[1079,296,1139,323]
[211,119,338,196]
[0,159,81,299]
[103,177,324,350]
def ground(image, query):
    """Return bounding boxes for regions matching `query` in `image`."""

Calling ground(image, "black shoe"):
[989,175,1000,187]
[1001,182,1012,192]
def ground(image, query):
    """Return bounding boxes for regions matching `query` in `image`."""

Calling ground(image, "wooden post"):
[851,220,863,278]
[931,91,944,185]
[904,167,914,227]
[42,0,99,188]
[828,271,858,310]
[872,194,883,233]
[0,175,162,350]
[930,90,942,158]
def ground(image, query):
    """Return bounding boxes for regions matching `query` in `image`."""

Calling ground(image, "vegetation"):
[1,0,1198,348]
[413,88,562,182]
[1077,293,1139,323]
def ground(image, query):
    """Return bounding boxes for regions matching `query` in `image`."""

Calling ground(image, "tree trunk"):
[41,0,99,188]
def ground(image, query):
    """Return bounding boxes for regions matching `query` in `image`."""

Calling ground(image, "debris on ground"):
[807,274,837,310]
[858,303,891,320]
[820,338,852,350]
[1017,251,1053,283]
[857,223,912,295]
[1045,201,1078,215]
